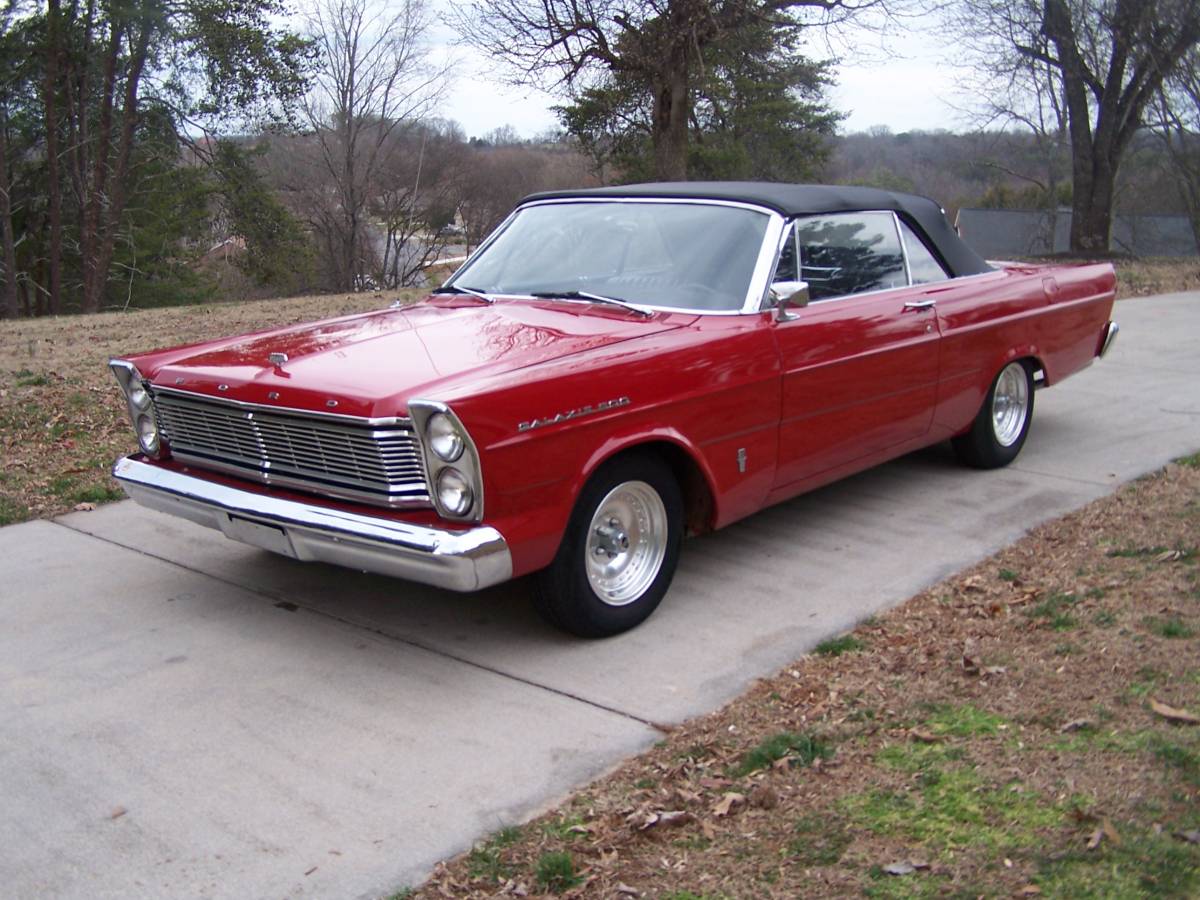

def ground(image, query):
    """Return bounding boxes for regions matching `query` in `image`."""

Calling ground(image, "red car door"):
[768,211,942,494]
[771,291,940,492]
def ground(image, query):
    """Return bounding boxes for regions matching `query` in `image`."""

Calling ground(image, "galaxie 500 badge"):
[518,396,631,432]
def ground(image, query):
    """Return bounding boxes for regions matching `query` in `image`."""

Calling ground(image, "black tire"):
[952,359,1035,469]
[533,453,683,638]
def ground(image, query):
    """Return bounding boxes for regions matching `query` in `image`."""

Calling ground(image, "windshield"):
[448,201,771,312]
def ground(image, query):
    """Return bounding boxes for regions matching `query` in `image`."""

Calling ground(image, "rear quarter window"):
[898,219,950,285]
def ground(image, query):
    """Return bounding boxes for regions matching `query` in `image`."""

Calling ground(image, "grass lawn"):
[0,289,422,524]
[408,458,1200,899]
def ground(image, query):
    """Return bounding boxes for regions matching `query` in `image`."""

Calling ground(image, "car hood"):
[136,297,694,418]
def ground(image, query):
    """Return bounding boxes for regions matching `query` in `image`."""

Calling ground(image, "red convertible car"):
[110,183,1118,636]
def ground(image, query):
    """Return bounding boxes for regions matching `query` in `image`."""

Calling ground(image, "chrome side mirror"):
[770,280,809,321]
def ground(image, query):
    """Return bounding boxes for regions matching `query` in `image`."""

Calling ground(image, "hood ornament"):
[269,352,289,367]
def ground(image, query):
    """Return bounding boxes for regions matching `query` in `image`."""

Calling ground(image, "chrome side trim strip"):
[112,456,512,592]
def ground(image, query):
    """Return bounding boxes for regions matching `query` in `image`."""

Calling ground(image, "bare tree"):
[370,121,468,288]
[300,0,449,291]
[1150,49,1200,253]
[954,46,1070,203]
[945,0,1200,254]
[448,0,886,182]
[457,143,598,251]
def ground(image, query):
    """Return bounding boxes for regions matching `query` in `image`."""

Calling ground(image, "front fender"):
[445,316,781,576]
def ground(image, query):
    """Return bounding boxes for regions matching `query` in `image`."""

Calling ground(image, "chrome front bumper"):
[112,456,512,592]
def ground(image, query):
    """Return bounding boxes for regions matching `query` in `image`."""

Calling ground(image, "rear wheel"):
[952,360,1034,469]
[534,454,683,637]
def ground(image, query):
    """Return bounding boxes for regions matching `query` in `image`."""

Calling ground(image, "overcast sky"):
[431,16,965,140]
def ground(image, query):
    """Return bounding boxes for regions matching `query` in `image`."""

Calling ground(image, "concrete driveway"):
[2,291,1197,899]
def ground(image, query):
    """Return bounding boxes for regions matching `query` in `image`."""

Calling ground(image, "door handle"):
[903,299,936,311]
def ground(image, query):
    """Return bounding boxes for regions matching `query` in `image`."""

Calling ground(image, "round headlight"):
[127,378,151,410]
[136,413,160,455]
[436,467,473,516]
[427,412,464,462]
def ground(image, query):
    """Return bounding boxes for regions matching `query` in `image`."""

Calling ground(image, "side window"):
[794,212,906,301]
[898,219,950,285]
[772,224,798,283]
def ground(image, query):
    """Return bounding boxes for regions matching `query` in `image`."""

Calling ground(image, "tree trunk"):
[89,23,151,310]
[43,0,63,315]
[651,64,690,181]
[79,22,124,313]
[1067,145,1117,254]
[0,110,19,319]
[80,16,149,313]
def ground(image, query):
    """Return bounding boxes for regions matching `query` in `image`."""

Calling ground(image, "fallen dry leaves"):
[1112,257,1200,299]
[411,461,1200,898]
[1150,699,1200,726]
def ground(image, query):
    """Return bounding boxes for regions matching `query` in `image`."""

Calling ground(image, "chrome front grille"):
[150,388,429,507]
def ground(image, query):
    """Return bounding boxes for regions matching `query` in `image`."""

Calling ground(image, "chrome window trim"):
[892,211,914,286]
[759,220,799,311]
[148,384,411,427]
[790,268,1003,309]
[779,210,987,309]
[445,197,786,316]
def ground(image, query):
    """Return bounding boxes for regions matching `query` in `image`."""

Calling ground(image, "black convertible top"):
[523,181,992,278]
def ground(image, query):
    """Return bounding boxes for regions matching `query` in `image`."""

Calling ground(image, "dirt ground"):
[1111,257,1200,299]
[409,459,1200,900]
[0,290,419,524]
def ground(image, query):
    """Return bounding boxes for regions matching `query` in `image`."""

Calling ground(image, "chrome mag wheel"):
[991,361,1030,447]
[533,453,682,637]
[584,480,668,606]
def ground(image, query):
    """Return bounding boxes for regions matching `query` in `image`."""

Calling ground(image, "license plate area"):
[223,514,296,557]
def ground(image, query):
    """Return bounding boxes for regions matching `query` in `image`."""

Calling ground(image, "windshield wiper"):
[529,289,654,317]
[432,284,494,303]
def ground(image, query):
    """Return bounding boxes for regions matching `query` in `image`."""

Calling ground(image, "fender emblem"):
[518,396,631,432]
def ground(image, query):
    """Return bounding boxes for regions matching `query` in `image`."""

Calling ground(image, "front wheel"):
[952,359,1035,469]
[533,454,683,637]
